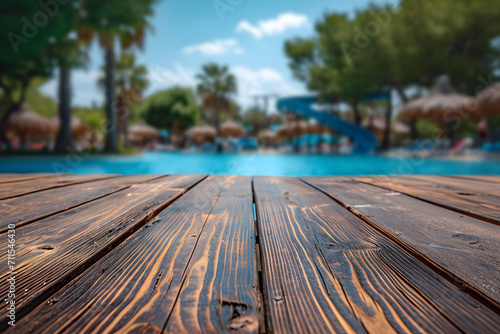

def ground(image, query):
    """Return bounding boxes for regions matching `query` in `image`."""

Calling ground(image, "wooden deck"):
[1,174,499,333]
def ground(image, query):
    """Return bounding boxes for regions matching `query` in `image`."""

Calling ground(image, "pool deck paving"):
[1,173,499,333]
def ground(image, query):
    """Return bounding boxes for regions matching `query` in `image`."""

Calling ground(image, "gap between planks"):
[8,176,260,334]
[351,176,500,227]
[0,174,207,331]
[300,177,500,316]
[0,174,170,233]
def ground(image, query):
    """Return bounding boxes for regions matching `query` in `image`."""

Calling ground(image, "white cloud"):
[40,64,306,112]
[236,12,309,39]
[183,39,245,55]
[147,65,303,110]
[146,64,197,92]
[232,66,304,109]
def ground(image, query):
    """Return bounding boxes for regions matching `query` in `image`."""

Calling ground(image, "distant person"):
[477,118,490,139]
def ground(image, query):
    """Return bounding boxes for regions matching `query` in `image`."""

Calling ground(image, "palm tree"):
[54,37,86,153]
[78,0,157,152]
[98,53,149,147]
[196,64,237,151]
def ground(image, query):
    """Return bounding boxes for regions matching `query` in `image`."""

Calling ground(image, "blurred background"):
[1,0,500,175]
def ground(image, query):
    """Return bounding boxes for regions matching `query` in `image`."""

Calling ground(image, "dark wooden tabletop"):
[1,174,499,333]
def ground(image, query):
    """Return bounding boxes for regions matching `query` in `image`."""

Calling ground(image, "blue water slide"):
[277,96,378,153]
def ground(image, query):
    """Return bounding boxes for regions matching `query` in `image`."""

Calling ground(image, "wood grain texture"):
[444,175,500,184]
[0,174,58,184]
[9,176,258,334]
[353,175,500,224]
[407,175,500,197]
[0,174,167,232]
[165,176,258,333]
[301,176,500,304]
[254,176,500,334]
[0,174,118,200]
[0,175,206,330]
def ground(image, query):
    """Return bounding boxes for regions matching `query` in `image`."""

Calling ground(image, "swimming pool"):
[1,152,499,176]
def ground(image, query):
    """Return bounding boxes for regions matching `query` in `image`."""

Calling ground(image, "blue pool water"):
[0,152,499,176]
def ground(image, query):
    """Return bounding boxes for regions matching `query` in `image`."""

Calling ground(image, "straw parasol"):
[362,116,410,136]
[276,124,289,138]
[129,121,159,143]
[202,94,231,112]
[308,122,325,134]
[257,129,277,143]
[276,120,309,138]
[186,124,216,143]
[6,104,57,138]
[399,75,474,123]
[220,119,246,137]
[476,83,500,117]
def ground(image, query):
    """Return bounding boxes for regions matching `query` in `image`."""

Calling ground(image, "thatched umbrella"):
[186,124,216,143]
[129,121,159,143]
[257,129,277,145]
[362,116,410,136]
[7,104,57,139]
[476,83,500,117]
[276,123,292,138]
[308,122,326,134]
[276,120,309,138]
[220,119,246,137]
[399,75,474,123]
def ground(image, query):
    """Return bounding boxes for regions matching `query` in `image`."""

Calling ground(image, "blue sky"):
[42,0,398,111]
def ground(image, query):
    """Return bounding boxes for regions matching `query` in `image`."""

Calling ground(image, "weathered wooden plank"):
[0,175,206,329]
[302,176,500,304]
[0,174,58,184]
[8,176,258,333]
[353,175,500,224]
[165,176,258,333]
[254,176,500,334]
[407,175,500,197]
[0,174,168,232]
[0,174,119,200]
[445,175,500,184]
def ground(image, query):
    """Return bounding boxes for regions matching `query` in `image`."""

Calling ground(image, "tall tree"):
[48,0,85,154]
[196,63,237,151]
[285,0,500,149]
[0,0,73,150]
[53,37,87,153]
[98,53,149,147]
[78,0,157,152]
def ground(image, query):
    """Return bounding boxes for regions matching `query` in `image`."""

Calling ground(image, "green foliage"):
[285,0,500,100]
[136,87,201,131]
[490,115,500,129]
[78,0,158,152]
[98,53,149,96]
[73,106,105,130]
[416,120,440,139]
[243,107,267,125]
[284,0,500,139]
[195,63,238,140]
[196,64,237,99]
[242,107,267,135]
[0,0,77,121]
[25,89,57,119]
[78,0,158,50]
